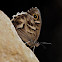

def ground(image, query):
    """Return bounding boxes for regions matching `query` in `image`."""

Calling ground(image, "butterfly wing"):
[11,8,42,47]
[27,7,42,42]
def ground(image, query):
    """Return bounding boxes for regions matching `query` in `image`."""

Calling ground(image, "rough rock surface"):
[0,10,39,62]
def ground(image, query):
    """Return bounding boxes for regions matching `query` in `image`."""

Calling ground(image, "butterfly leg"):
[25,41,31,44]
[33,46,35,52]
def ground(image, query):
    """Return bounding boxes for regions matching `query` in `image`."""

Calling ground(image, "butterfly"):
[11,7,51,51]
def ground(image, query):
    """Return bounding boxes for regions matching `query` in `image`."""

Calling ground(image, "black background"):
[1,0,62,62]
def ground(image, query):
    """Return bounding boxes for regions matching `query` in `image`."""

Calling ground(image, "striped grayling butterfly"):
[11,7,51,51]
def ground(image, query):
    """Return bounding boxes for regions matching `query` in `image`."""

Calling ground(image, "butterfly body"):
[11,7,42,48]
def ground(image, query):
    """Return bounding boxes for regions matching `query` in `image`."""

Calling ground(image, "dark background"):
[1,0,62,62]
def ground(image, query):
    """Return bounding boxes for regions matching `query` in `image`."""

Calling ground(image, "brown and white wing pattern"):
[11,7,42,48]
[27,7,42,42]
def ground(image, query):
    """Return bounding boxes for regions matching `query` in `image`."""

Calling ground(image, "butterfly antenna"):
[40,42,51,49]
[40,42,51,44]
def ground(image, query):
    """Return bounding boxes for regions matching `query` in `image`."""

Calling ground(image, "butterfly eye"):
[33,14,39,20]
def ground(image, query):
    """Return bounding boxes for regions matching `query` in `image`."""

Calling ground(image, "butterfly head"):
[27,40,40,48]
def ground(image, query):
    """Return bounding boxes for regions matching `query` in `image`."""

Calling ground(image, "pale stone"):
[0,10,39,62]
